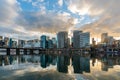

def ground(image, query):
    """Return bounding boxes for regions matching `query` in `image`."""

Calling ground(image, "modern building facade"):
[48,39,53,49]
[18,40,25,48]
[107,36,114,45]
[101,33,114,45]
[101,33,108,43]
[73,30,82,48]
[52,38,57,48]
[4,37,9,47]
[57,31,68,48]
[40,35,47,48]
[80,32,90,48]
[9,38,12,48]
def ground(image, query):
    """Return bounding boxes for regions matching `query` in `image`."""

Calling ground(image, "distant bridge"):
[0,47,90,56]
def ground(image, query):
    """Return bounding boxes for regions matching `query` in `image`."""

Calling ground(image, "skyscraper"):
[80,32,90,48]
[48,39,53,49]
[9,38,12,48]
[57,31,68,48]
[73,30,82,48]
[101,33,108,43]
[40,35,47,48]
[52,38,57,48]
[107,36,114,45]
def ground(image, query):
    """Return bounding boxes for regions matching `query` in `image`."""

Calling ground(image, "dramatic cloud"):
[0,0,120,39]
[0,0,74,39]
[67,0,120,38]
[0,0,19,25]
[15,11,74,33]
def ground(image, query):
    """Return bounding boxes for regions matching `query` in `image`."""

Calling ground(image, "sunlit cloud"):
[0,0,120,39]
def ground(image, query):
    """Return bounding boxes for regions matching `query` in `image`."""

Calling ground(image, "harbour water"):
[0,53,120,80]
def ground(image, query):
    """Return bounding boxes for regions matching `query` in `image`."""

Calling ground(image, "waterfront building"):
[12,41,17,48]
[40,35,47,48]
[57,31,68,48]
[80,32,90,48]
[27,40,34,47]
[113,40,120,47]
[101,33,115,46]
[48,39,53,49]
[73,30,82,48]
[0,36,2,40]
[33,39,40,48]
[0,36,3,47]
[101,33,108,43]
[67,38,70,48]
[92,38,96,46]
[4,37,9,47]
[107,36,114,45]
[52,38,57,48]
[8,38,12,48]
[18,40,25,48]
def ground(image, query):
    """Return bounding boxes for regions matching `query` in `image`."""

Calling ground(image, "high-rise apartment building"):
[40,35,47,48]
[48,39,53,49]
[107,36,114,45]
[80,32,90,48]
[101,33,114,45]
[101,33,108,43]
[57,31,68,48]
[9,38,12,48]
[73,30,82,48]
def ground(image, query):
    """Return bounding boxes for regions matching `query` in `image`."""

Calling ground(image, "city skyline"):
[0,0,120,40]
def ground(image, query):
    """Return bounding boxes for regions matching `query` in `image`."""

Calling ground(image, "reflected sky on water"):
[0,53,120,80]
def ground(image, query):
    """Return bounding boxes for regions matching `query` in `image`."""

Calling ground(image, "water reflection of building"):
[72,55,81,73]
[9,56,13,64]
[40,54,57,68]
[72,55,90,74]
[40,54,48,68]
[0,56,3,66]
[0,56,26,66]
[81,56,90,73]
[101,58,116,71]
[1,54,120,76]
[57,55,70,73]
[101,60,108,71]
[4,56,9,65]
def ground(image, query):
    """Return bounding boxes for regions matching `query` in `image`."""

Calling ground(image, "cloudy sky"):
[0,0,120,40]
